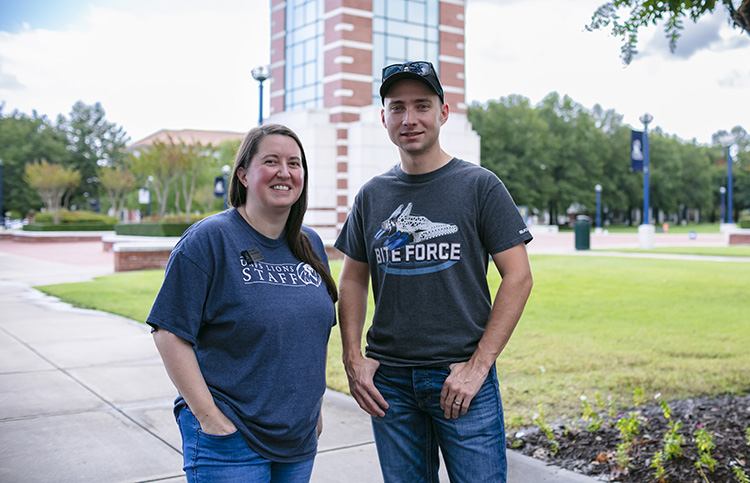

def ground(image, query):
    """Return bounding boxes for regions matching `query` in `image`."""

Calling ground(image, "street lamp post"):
[727,145,734,224]
[0,159,4,228]
[222,165,231,210]
[718,133,737,225]
[719,186,726,224]
[638,113,654,249]
[595,184,602,233]
[146,176,153,218]
[251,65,269,126]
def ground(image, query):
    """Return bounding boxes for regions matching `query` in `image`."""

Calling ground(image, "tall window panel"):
[372,0,439,101]
[285,0,324,110]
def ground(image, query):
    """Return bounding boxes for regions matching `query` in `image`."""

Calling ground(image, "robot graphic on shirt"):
[375,202,457,250]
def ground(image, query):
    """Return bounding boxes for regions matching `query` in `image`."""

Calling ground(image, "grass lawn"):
[36,255,750,427]
[595,246,750,257]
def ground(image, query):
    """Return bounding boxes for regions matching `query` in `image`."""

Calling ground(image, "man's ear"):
[381,108,387,128]
[440,102,450,126]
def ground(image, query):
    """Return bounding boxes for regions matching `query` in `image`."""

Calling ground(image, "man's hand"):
[439,361,489,419]
[345,356,389,417]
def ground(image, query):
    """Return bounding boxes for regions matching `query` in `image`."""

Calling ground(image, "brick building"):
[265,0,480,242]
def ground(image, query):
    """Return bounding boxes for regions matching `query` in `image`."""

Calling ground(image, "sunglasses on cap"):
[382,61,436,79]
[380,61,444,103]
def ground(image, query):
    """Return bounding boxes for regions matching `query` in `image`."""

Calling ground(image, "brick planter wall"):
[112,240,177,272]
[114,249,172,272]
[729,233,750,245]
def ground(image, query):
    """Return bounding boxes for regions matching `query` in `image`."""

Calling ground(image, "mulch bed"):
[508,394,750,482]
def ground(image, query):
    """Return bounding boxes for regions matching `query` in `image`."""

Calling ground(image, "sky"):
[1,0,748,146]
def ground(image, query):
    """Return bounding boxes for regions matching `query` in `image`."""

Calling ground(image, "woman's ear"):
[236,166,248,188]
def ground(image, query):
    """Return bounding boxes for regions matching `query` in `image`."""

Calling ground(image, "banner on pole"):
[630,130,644,171]
[138,189,150,204]
[214,177,225,198]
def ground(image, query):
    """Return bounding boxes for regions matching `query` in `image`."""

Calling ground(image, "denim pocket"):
[195,428,248,462]
[198,428,241,439]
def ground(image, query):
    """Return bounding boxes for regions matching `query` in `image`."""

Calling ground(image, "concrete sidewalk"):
[0,247,602,482]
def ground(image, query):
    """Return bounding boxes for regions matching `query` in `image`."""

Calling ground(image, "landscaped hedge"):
[115,223,194,237]
[23,223,115,232]
[740,218,750,229]
[34,210,119,225]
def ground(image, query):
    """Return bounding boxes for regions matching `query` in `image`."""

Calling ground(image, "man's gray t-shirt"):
[335,158,532,366]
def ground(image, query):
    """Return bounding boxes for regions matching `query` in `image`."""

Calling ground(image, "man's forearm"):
[471,270,533,371]
[338,279,369,363]
[470,245,534,371]
[337,257,371,364]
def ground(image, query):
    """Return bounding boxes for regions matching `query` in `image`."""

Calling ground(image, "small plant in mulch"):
[531,403,560,455]
[507,389,750,482]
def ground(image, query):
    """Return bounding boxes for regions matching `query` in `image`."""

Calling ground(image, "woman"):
[148,124,337,482]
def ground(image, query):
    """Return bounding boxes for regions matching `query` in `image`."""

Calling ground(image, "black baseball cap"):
[379,61,444,104]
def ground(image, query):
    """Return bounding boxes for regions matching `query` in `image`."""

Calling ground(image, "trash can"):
[574,215,591,250]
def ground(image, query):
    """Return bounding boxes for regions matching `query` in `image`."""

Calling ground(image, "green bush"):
[23,223,114,231]
[740,218,750,229]
[34,210,118,225]
[115,222,193,237]
[160,213,214,223]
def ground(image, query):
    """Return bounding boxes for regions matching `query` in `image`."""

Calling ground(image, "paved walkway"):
[2,229,739,482]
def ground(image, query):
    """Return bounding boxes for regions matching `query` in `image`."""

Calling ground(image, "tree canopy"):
[23,160,81,224]
[56,101,129,209]
[0,106,70,217]
[468,93,749,224]
[587,0,750,64]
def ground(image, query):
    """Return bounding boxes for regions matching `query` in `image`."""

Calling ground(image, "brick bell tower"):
[267,0,479,243]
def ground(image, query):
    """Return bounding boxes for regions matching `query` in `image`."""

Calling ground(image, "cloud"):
[671,14,724,58]
[0,1,268,142]
[0,59,24,90]
[641,8,748,59]
[0,0,746,146]
[718,69,750,88]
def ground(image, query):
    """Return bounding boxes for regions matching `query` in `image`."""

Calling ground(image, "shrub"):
[34,210,118,225]
[161,212,215,223]
[115,222,194,237]
[23,223,114,231]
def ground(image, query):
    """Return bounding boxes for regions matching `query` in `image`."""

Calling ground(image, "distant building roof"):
[130,129,247,148]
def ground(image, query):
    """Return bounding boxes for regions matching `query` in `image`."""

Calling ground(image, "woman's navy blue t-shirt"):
[147,208,336,462]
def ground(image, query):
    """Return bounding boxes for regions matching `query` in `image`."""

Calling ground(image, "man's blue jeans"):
[176,406,315,483]
[371,364,507,483]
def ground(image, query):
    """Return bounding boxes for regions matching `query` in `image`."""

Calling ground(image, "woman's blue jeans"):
[371,364,507,483]
[176,406,315,483]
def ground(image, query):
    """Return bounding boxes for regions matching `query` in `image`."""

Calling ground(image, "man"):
[335,61,533,482]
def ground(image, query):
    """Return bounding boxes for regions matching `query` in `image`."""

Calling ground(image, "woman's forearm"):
[152,328,236,434]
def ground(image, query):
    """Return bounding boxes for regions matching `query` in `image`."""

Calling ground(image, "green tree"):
[468,95,555,218]
[712,126,750,221]
[587,0,750,64]
[648,132,684,221]
[172,140,219,221]
[23,160,81,224]
[97,165,136,220]
[536,93,607,224]
[468,91,746,226]
[127,141,179,219]
[733,153,750,217]
[676,142,713,221]
[590,105,641,224]
[56,101,129,210]
[0,106,70,217]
